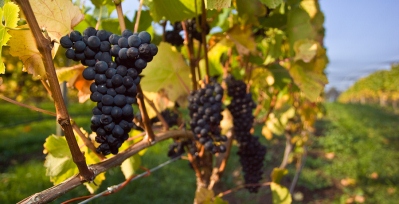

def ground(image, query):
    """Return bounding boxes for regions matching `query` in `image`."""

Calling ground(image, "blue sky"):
[319,0,399,91]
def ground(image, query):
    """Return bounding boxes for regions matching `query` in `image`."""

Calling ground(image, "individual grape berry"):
[95,74,107,85]
[83,27,97,37]
[102,106,113,115]
[138,43,151,56]
[105,68,117,79]
[118,37,128,48]
[100,41,111,52]
[165,30,184,46]
[128,35,141,48]
[122,29,134,38]
[96,30,110,41]
[100,52,112,63]
[109,34,121,45]
[84,47,96,58]
[65,49,75,59]
[138,31,151,44]
[112,74,123,87]
[75,52,85,61]
[102,94,114,106]
[82,67,96,80]
[95,61,108,74]
[119,48,128,59]
[135,58,147,69]
[127,47,139,58]
[70,30,82,42]
[88,36,101,49]
[90,92,103,102]
[60,35,73,48]
[73,41,86,52]
[149,43,158,56]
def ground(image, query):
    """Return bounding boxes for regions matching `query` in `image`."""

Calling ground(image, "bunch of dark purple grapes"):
[150,108,180,128]
[226,76,267,193]
[60,28,158,155]
[188,81,226,154]
[165,22,184,46]
[167,139,197,159]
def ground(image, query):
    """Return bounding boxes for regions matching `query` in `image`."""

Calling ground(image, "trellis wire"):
[77,156,181,204]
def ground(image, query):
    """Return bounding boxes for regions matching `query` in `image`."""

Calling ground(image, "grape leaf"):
[287,7,315,53]
[8,0,84,78]
[120,154,141,179]
[199,37,233,78]
[271,182,292,204]
[143,0,202,22]
[140,42,191,102]
[205,0,231,10]
[236,0,267,25]
[195,187,214,204]
[44,130,106,192]
[56,66,92,103]
[227,25,256,55]
[0,2,20,74]
[260,0,283,9]
[43,135,78,185]
[294,39,317,63]
[271,167,288,183]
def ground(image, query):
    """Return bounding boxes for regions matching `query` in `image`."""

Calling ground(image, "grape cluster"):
[165,22,184,46]
[188,82,226,154]
[150,108,180,128]
[226,76,267,193]
[167,139,197,159]
[237,136,267,193]
[60,28,158,155]
[186,17,210,43]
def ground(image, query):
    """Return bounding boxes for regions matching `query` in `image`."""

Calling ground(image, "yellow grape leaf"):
[270,182,292,204]
[120,154,141,179]
[262,125,273,140]
[141,42,191,102]
[199,37,233,78]
[271,167,288,183]
[9,0,84,78]
[205,0,231,10]
[226,25,256,55]
[57,66,91,103]
[294,39,318,63]
[0,2,20,74]
[195,187,214,204]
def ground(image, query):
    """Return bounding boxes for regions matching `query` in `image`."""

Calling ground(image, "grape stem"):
[181,21,198,90]
[200,0,210,84]
[114,1,126,31]
[133,0,144,33]
[15,0,94,182]
[143,94,170,130]
[18,130,194,204]
[136,87,156,142]
[0,95,56,116]
[208,130,233,190]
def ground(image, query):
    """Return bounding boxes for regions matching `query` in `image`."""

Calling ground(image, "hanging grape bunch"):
[60,27,158,155]
[226,76,267,193]
[165,22,184,46]
[188,80,226,154]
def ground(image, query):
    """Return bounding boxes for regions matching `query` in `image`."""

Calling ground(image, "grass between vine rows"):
[1,101,399,203]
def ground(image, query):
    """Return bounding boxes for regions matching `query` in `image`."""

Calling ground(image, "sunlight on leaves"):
[0,2,19,74]
[57,66,91,103]
[121,154,141,179]
[141,42,191,102]
[205,0,231,10]
[143,0,201,22]
[260,0,284,9]
[271,182,292,204]
[294,39,317,63]
[9,0,83,78]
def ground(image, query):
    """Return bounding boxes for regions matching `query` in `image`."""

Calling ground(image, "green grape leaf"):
[205,0,231,10]
[271,182,292,204]
[287,7,315,53]
[262,28,285,65]
[120,154,141,179]
[289,43,328,101]
[143,0,202,22]
[141,42,191,102]
[236,0,267,25]
[195,187,214,204]
[84,172,106,194]
[43,135,79,185]
[56,66,91,103]
[0,2,20,74]
[227,25,256,55]
[199,37,234,78]
[8,0,84,78]
[213,197,229,204]
[294,39,317,63]
[132,10,153,33]
[101,16,134,34]
[260,0,284,9]
[271,167,288,183]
